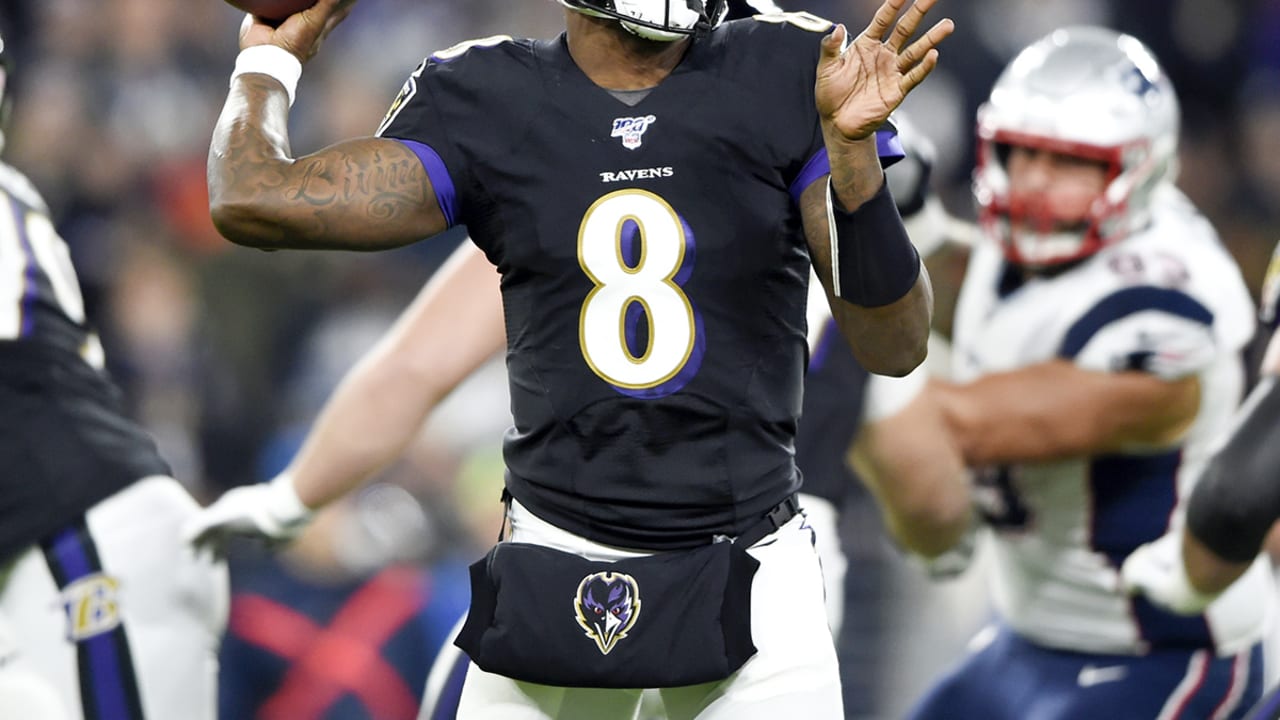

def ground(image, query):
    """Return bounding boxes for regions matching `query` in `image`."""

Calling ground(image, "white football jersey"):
[952,186,1276,656]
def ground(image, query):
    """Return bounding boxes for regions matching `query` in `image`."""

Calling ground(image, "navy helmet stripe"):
[1059,286,1214,360]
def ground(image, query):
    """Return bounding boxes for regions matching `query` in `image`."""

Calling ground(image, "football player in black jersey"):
[199,0,953,716]
[0,28,227,720]
[188,118,974,720]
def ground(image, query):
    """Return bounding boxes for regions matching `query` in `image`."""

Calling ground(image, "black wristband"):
[827,178,921,307]
[1186,377,1280,563]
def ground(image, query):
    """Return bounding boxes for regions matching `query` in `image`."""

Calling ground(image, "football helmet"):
[561,0,729,42]
[973,27,1180,269]
[725,0,781,21]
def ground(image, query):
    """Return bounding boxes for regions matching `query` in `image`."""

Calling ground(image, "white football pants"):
[0,476,228,720]
[449,499,843,720]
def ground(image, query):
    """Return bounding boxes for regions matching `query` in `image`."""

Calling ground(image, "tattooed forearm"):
[209,75,446,251]
[345,151,423,200]
[343,150,432,224]
[292,160,338,206]
[290,149,426,207]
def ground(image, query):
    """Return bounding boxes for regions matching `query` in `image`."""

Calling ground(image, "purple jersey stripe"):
[789,150,829,204]
[49,528,137,720]
[808,318,838,372]
[430,649,470,720]
[877,128,906,165]
[10,196,38,338]
[787,128,907,203]
[393,139,459,228]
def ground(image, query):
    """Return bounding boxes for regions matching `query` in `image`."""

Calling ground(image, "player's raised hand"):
[183,475,315,556]
[816,0,953,143]
[239,0,358,62]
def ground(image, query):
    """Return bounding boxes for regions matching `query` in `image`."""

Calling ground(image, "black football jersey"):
[0,162,90,356]
[380,16,860,549]
[0,162,169,563]
[795,318,869,508]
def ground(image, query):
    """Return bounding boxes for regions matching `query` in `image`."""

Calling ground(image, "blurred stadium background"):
[0,0,1275,717]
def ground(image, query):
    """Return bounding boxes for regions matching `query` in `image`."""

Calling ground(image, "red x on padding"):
[229,566,428,720]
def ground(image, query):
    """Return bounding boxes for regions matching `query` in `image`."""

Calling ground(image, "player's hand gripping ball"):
[224,0,317,21]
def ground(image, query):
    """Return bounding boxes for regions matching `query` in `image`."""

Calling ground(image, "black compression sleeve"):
[1186,377,1280,563]
[827,180,921,308]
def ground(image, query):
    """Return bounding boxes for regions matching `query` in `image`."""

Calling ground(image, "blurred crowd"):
[0,0,1277,717]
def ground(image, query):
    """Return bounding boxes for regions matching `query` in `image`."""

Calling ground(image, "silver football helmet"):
[973,26,1180,269]
[561,0,729,42]
[725,0,781,20]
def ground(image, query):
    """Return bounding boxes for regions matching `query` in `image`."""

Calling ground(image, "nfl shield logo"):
[611,115,657,150]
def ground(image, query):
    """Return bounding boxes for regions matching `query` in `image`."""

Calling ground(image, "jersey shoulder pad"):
[744,10,834,34]
[1056,198,1247,374]
[377,35,531,138]
[714,9,832,59]
[427,34,523,65]
[1100,193,1254,339]
[1088,208,1229,302]
[1056,278,1233,379]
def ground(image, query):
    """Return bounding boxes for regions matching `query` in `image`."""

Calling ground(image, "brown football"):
[224,0,317,21]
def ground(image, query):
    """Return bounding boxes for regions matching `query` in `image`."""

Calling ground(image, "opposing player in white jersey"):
[909,27,1276,719]
[0,30,227,720]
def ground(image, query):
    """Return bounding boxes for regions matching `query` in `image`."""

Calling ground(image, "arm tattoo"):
[211,75,445,250]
